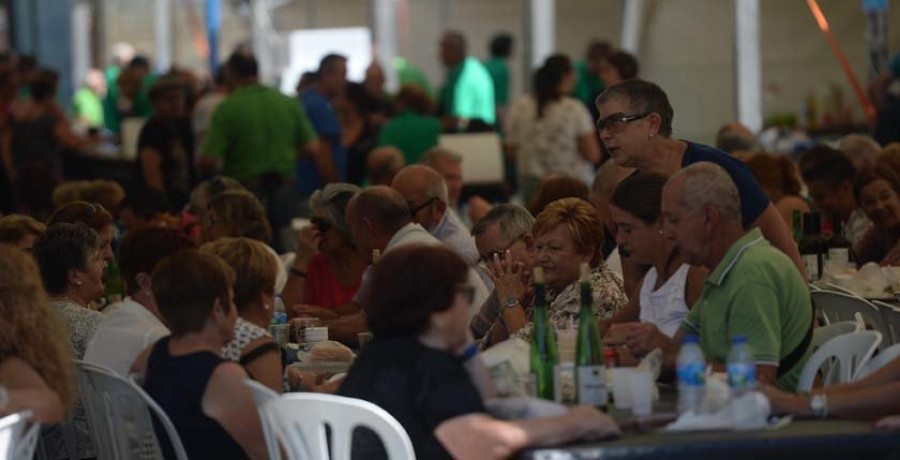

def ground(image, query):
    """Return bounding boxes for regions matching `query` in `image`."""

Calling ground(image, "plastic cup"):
[292,317,320,344]
[611,368,637,409]
[268,324,290,346]
[630,370,654,416]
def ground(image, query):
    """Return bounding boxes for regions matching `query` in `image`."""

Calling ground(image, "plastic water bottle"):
[727,336,757,396]
[677,335,705,414]
[273,294,286,315]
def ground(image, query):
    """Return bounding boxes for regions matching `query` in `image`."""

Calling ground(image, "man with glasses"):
[469,204,537,343]
[392,165,480,267]
[594,79,805,277]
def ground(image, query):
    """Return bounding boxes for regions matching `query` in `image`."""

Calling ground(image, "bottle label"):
[577,365,608,406]
[676,362,705,386]
[727,362,757,390]
[828,248,849,264]
[803,254,821,281]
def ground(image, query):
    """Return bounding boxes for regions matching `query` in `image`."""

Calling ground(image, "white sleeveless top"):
[639,264,691,337]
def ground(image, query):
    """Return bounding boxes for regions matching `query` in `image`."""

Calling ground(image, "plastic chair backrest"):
[0,410,39,460]
[872,300,900,345]
[265,392,415,460]
[811,321,863,349]
[855,342,900,380]
[243,380,281,460]
[73,361,188,460]
[810,290,892,349]
[127,376,189,460]
[796,330,882,391]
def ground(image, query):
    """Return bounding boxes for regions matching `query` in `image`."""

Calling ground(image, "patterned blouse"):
[511,264,628,342]
[221,317,271,362]
[49,300,101,359]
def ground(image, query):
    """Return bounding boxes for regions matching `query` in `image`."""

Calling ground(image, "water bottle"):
[677,335,705,414]
[727,336,757,396]
[273,294,286,315]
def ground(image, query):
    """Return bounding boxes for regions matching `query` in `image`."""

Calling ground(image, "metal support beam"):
[621,0,645,54]
[735,0,762,133]
[371,0,399,92]
[72,0,91,88]
[154,0,173,72]
[528,0,554,68]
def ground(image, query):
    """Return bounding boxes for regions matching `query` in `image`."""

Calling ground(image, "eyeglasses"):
[596,112,651,133]
[311,216,332,233]
[408,197,438,216]
[478,235,524,265]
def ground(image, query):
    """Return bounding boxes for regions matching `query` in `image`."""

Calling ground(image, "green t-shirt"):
[483,57,510,106]
[573,60,605,108]
[201,84,318,182]
[439,57,496,125]
[72,88,105,128]
[682,228,813,391]
[377,110,441,165]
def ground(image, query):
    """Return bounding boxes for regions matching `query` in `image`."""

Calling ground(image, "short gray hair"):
[421,147,462,167]
[309,183,361,239]
[668,162,742,225]
[425,176,450,205]
[471,204,535,241]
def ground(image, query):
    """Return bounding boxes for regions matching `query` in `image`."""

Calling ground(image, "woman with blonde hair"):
[0,214,46,250]
[0,244,75,424]
[487,197,627,341]
[204,190,272,244]
[200,237,283,392]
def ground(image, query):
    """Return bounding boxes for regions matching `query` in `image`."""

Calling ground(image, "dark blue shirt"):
[681,141,770,229]
[298,88,347,197]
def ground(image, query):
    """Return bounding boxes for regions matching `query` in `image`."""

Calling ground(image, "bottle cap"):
[533,267,544,284]
[682,335,699,344]
[731,335,747,344]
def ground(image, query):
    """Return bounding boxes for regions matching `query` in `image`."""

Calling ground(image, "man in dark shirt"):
[136,77,194,211]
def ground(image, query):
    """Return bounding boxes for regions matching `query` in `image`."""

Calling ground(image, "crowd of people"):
[2,27,900,460]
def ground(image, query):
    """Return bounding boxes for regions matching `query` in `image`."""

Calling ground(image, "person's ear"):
[647,112,662,137]
[135,272,152,292]
[67,268,84,289]
[435,199,448,215]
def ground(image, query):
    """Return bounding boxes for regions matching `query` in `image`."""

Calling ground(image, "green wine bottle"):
[575,263,608,409]
[530,267,558,400]
[792,210,803,244]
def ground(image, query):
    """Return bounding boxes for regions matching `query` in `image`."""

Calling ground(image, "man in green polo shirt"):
[438,31,496,127]
[484,33,512,112]
[606,162,812,391]
[199,51,321,251]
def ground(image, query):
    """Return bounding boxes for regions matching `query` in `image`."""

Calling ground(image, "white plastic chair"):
[73,361,189,460]
[0,410,40,460]
[796,330,882,391]
[872,300,900,344]
[264,392,415,460]
[855,342,900,381]
[810,290,892,349]
[243,380,281,460]
[811,321,863,349]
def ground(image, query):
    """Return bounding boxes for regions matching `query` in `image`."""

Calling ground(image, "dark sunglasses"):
[408,197,438,216]
[596,112,651,133]
[311,216,332,233]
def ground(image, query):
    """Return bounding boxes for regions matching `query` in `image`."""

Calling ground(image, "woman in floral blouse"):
[486,197,627,342]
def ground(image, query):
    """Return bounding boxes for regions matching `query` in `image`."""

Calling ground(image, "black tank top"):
[144,336,248,460]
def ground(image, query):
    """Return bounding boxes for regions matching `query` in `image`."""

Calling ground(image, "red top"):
[303,253,361,308]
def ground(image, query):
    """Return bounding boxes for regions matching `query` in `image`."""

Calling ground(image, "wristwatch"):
[810,393,828,419]
[502,296,521,312]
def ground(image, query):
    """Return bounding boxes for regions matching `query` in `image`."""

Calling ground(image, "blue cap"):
[682,335,699,344]
[731,335,747,343]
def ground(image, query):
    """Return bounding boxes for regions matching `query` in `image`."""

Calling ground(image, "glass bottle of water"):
[677,335,705,414]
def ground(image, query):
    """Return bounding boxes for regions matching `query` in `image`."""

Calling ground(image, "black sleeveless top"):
[144,337,248,460]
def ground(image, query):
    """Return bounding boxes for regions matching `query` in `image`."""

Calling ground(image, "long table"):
[518,389,900,460]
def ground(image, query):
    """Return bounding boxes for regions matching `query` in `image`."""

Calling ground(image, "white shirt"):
[506,95,596,185]
[84,297,170,376]
[354,223,490,318]
[638,264,691,337]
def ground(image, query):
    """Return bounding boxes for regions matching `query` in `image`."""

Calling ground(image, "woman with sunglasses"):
[339,244,620,459]
[506,54,602,205]
[283,183,366,317]
[594,79,805,276]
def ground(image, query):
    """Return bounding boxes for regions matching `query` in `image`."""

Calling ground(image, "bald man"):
[392,165,480,266]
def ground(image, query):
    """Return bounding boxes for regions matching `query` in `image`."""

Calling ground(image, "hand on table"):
[568,405,622,440]
[603,322,670,357]
[758,384,809,415]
